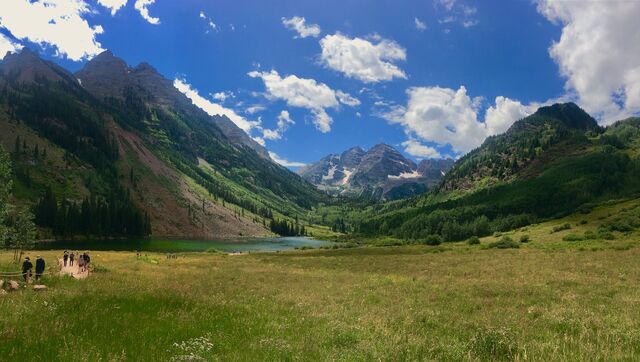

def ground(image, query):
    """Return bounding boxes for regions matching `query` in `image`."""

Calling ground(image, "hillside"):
[352,104,640,241]
[0,49,326,238]
[298,143,453,200]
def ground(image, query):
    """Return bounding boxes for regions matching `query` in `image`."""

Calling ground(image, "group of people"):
[62,251,91,272]
[21,256,46,282]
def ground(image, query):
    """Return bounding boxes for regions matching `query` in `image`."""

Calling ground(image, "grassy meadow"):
[2,200,640,360]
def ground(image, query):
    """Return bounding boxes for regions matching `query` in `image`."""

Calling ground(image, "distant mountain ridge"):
[298,143,453,199]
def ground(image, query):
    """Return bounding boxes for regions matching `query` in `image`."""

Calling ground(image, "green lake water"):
[34,237,332,253]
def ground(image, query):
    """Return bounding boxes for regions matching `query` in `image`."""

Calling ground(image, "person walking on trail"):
[63,251,69,267]
[35,256,45,281]
[22,257,33,283]
[78,253,85,273]
[84,252,90,272]
[69,252,75,267]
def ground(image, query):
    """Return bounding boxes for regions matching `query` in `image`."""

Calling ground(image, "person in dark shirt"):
[22,257,33,283]
[69,252,75,266]
[63,251,69,267]
[35,256,45,281]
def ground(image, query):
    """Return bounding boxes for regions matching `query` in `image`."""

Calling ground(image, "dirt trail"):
[58,259,89,279]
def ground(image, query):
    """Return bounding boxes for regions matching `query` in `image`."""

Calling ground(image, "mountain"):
[356,103,640,243]
[298,143,453,199]
[75,51,269,159]
[0,48,325,238]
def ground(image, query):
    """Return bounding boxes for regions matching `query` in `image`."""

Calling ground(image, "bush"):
[488,236,520,249]
[519,235,530,243]
[422,234,443,246]
[579,219,588,225]
[551,223,571,233]
[467,236,480,245]
[562,233,584,241]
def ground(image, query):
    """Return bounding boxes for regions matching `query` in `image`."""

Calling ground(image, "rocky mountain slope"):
[0,49,325,238]
[298,143,453,199]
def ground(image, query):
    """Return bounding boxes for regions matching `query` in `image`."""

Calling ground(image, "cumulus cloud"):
[319,33,407,83]
[537,0,640,123]
[248,69,358,133]
[0,0,104,61]
[268,151,306,168]
[415,18,427,31]
[260,110,295,142]
[174,78,260,133]
[97,0,128,15]
[401,139,441,159]
[134,0,160,25]
[245,105,266,115]
[211,91,234,102]
[383,86,535,154]
[281,16,321,38]
[0,33,22,57]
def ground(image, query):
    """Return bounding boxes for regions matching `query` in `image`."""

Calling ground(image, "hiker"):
[22,257,33,283]
[35,256,45,281]
[78,253,85,272]
[63,250,69,267]
[69,252,75,267]
[84,252,90,271]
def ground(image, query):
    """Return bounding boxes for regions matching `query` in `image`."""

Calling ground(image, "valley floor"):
[2,204,640,361]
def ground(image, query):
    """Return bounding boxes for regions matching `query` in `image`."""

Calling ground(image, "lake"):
[34,237,333,253]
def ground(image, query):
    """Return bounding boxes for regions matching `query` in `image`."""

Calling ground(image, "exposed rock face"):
[298,143,454,200]
[8,280,19,291]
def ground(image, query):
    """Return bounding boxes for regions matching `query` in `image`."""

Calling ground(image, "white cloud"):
[174,78,260,133]
[401,139,441,159]
[281,16,321,38]
[0,33,22,57]
[537,0,640,123]
[320,33,407,83]
[245,105,266,115]
[383,86,535,154]
[211,91,234,102]
[97,0,128,15]
[134,0,159,25]
[415,18,427,31]
[434,0,478,29]
[199,10,217,32]
[0,0,104,61]
[268,151,306,168]
[248,69,358,133]
[260,110,295,142]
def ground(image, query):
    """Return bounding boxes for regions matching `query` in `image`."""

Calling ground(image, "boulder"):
[0,279,4,289]
[0,289,7,296]
[33,285,47,291]
[8,280,19,291]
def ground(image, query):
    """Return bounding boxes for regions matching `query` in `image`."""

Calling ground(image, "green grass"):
[2,199,640,360]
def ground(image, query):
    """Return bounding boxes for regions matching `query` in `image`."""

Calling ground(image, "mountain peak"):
[0,47,75,84]
[532,102,599,131]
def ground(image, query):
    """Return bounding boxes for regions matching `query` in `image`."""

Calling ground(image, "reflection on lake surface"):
[35,237,332,253]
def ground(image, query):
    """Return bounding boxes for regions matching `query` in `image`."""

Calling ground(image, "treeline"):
[34,187,151,237]
[269,219,306,237]
[358,146,640,242]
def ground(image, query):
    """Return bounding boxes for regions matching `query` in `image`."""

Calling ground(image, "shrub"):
[423,234,443,246]
[467,236,480,245]
[470,328,518,361]
[488,236,520,249]
[597,230,615,240]
[551,223,571,233]
[519,235,530,243]
[562,233,584,241]
[579,219,588,225]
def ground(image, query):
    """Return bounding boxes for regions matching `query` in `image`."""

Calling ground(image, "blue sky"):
[2,0,640,168]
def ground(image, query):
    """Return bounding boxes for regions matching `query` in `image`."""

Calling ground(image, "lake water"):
[35,237,332,253]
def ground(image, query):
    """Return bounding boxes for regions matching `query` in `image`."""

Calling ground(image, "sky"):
[1,0,640,168]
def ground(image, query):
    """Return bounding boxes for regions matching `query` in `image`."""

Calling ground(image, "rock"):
[0,289,7,296]
[0,279,4,289]
[33,285,47,291]
[8,280,19,291]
